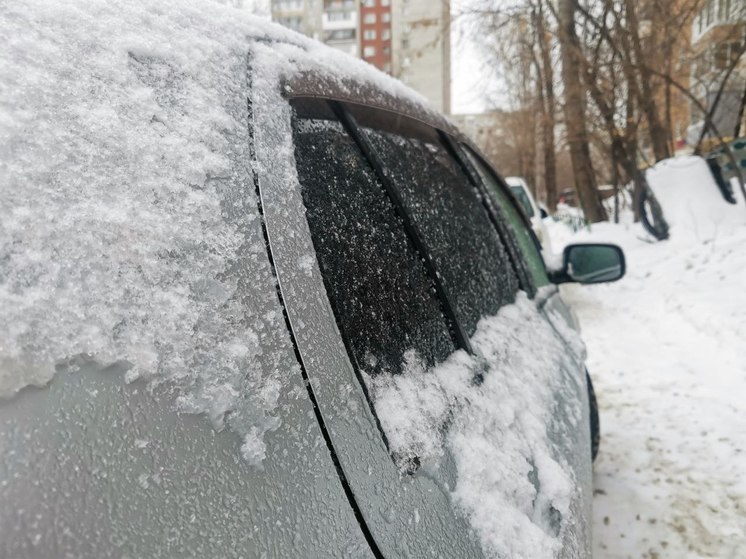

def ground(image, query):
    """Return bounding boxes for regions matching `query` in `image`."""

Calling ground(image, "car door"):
[257,85,591,557]
[461,146,593,555]
[257,96,484,557]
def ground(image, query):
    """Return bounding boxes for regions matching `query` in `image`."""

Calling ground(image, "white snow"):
[0,0,292,461]
[0,0,434,462]
[551,157,746,557]
[369,293,586,558]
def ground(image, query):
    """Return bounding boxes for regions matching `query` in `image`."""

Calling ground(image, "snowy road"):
[552,162,746,558]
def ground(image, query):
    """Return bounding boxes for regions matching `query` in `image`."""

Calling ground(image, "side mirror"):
[550,243,626,284]
[539,207,549,219]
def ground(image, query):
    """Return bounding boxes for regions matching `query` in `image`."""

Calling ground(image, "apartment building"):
[271,0,322,41]
[323,0,359,57]
[689,0,746,142]
[390,0,451,113]
[270,0,451,114]
[360,0,393,73]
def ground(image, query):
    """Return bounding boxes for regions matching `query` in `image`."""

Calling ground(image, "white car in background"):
[506,176,553,254]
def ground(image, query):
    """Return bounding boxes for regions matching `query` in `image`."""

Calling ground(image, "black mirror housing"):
[550,243,626,285]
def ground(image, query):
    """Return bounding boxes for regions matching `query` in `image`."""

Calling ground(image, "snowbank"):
[646,155,744,243]
[548,167,746,556]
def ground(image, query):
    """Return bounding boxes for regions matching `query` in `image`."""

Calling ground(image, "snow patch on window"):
[368,293,583,558]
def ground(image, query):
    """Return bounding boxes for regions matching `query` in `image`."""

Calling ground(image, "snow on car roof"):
[0,2,442,379]
[0,0,445,461]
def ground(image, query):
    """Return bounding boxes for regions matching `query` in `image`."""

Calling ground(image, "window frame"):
[289,96,540,354]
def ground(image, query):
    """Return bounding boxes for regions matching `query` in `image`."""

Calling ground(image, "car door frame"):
[253,89,485,556]
[253,71,592,557]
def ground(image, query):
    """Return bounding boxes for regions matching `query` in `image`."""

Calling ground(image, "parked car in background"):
[505,176,553,253]
[0,2,626,557]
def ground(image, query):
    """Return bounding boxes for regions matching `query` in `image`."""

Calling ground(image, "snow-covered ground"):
[549,157,746,558]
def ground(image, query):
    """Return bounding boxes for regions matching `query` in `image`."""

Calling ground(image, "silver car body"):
[0,3,592,557]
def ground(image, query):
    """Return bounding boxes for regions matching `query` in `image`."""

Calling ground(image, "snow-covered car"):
[0,2,625,558]
[505,176,553,253]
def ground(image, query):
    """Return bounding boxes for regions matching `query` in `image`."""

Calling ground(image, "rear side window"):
[292,114,456,377]
[365,129,520,336]
[464,148,550,287]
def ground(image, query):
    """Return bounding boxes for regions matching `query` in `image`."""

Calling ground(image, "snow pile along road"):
[556,157,746,558]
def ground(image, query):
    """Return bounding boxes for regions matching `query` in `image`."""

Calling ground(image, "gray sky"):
[451,14,492,114]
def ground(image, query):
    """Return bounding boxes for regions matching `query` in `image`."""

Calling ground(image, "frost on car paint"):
[0,0,429,463]
[1,0,284,463]
[368,293,585,558]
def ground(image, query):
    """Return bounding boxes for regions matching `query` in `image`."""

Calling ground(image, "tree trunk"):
[557,0,607,222]
[736,77,746,138]
[624,0,671,162]
[612,161,620,224]
[535,2,558,212]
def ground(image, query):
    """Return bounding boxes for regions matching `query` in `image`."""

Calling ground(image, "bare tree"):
[557,0,607,222]
[532,0,559,211]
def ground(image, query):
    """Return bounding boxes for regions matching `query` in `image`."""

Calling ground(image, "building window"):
[363,0,376,6]
[278,16,303,31]
[363,13,377,24]
[325,29,356,41]
[274,0,303,10]
[363,45,377,57]
[364,29,377,40]
[382,12,391,22]
[381,0,390,5]
[382,29,391,40]
[327,10,353,21]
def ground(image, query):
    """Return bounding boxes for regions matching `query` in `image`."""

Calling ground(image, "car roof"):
[0,0,488,468]
[0,0,464,401]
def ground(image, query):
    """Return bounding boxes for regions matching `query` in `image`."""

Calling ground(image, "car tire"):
[636,187,670,241]
[587,370,600,462]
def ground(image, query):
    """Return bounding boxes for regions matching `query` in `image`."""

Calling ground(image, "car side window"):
[463,148,550,288]
[509,185,536,218]
[364,128,520,336]
[291,111,456,378]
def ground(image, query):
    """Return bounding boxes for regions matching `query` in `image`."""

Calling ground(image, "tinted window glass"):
[365,129,520,335]
[292,115,455,376]
[509,185,535,218]
[464,148,550,287]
